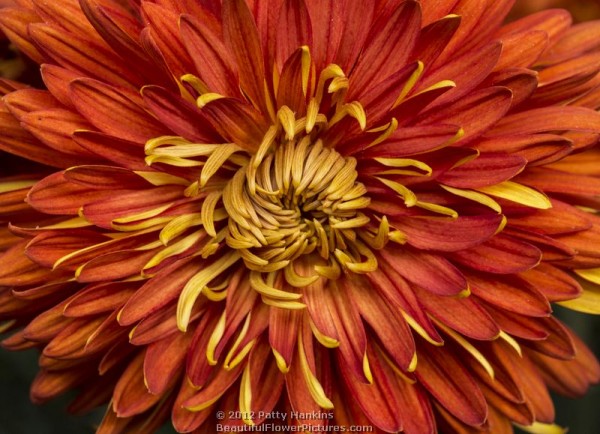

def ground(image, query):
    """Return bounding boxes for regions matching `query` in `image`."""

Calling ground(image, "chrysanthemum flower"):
[2,0,600,432]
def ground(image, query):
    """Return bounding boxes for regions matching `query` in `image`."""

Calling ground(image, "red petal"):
[212,272,258,364]
[516,167,600,196]
[269,305,300,372]
[222,0,267,111]
[333,0,374,72]
[63,281,139,317]
[495,30,548,71]
[476,134,573,166]
[73,130,147,170]
[43,316,104,359]
[26,229,109,268]
[522,316,576,360]
[31,368,93,404]
[414,285,500,341]
[40,64,79,109]
[379,246,468,296]
[411,14,461,68]
[183,363,244,410]
[18,109,103,160]
[418,42,502,109]
[172,381,212,432]
[419,86,513,142]
[415,341,487,427]
[77,248,158,282]
[185,311,222,388]
[179,13,240,97]
[276,47,309,113]
[349,275,415,371]
[497,9,571,46]
[29,23,140,87]
[0,7,45,63]
[130,300,203,346]
[119,258,198,326]
[142,85,221,143]
[438,153,526,188]
[144,330,192,395]
[69,78,169,143]
[350,0,420,98]
[285,324,332,431]
[113,351,162,417]
[306,0,344,70]
[509,198,591,235]
[368,264,443,345]
[492,340,555,423]
[489,106,600,136]
[519,264,582,302]
[0,111,84,168]
[80,0,168,85]
[338,343,404,432]
[140,2,195,83]
[393,215,503,252]
[486,68,539,108]
[356,124,460,158]
[488,306,549,342]
[81,185,183,228]
[468,272,551,317]
[326,279,369,382]
[26,171,117,215]
[201,98,268,151]
[275,0,312,69]
[450,234,542,274]
[527,329,600,398]
[244,340,285,424]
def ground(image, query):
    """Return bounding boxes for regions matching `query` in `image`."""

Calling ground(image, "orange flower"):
[1,1,600,433]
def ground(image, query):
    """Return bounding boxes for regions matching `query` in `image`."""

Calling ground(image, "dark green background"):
[1,307,599,434]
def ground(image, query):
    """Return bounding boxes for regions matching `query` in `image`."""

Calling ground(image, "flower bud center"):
[223,137,372,273]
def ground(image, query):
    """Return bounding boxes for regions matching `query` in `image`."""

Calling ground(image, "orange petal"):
[64,281,139,317]
[338,342,404,432]
[275,0,312,70]
[179,13,240,97]
[119,258,200,326]
[379,246,468,296]
[519,264,582,302]
[183,363,244,411]
[69,78,169,143]
[369,263,443,344]
[113,351,163,418]
[222,0,267,111]
[350,0,420,98]
[29,22,141,87]
[495,30,548,71]
[419,86,513,142]
[144,330,192,395]
[450,234,541,274]
[411,14,461,68]
[324,278,369,382]
[394,215,503,252]
[142,85,221,143]
[414,285,500,341]
[140,1,195,82]
[349,275,416,372]
[467,272,551,317]
[73,130,148,171]
[415,341,488,427]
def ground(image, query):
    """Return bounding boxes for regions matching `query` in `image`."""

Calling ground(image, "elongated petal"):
[415,341,488,427]
[379,246,468,296]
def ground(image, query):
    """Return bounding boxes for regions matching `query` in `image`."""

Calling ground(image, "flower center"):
[223,137,372,274]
